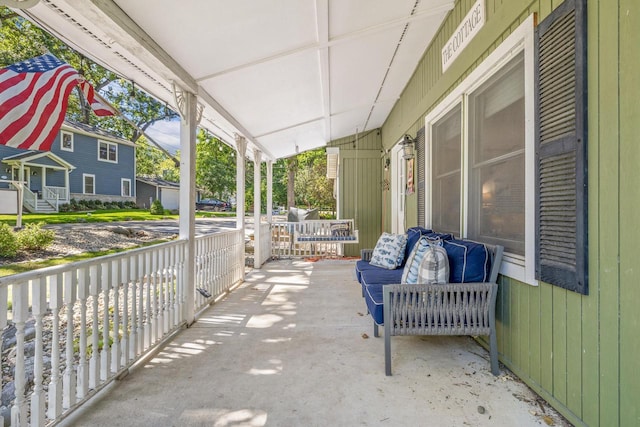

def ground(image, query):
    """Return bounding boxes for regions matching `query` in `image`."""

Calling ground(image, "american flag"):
[0,53,114,151]
[79,80,116,117]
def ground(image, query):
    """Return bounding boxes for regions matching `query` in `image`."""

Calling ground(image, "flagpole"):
[93,91,181,168]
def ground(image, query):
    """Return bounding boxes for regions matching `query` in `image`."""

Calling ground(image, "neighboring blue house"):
[0,120,136,213]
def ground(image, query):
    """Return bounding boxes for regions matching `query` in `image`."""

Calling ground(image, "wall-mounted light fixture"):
[384,157,391,171]
[32,171,37,176]
[400,134,415,160]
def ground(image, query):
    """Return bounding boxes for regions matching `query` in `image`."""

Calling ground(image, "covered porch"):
[58,259,559,426]
[1,151,73,213]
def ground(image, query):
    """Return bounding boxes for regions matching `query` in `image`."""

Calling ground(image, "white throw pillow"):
[369,232,408,270]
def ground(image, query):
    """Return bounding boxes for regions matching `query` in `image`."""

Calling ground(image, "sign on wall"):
[441,0,485,73]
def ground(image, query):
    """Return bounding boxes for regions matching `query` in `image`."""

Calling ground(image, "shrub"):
[0,224,18,258]
[16,222,56,251]
[150,199,164,215]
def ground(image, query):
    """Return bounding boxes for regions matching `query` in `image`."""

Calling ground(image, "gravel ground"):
[0,224,176,267]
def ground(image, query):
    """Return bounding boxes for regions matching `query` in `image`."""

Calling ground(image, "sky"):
[145,117,181,154]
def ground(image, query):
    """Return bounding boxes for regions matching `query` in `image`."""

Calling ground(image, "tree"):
[294,148,334,211]
[195,130,235,200]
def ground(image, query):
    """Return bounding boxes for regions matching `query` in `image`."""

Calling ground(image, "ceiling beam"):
[195,2,454,83]
[315,0,331,142]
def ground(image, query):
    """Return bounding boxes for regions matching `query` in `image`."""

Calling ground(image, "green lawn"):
[0,239,172,277]
[0,209,236,226]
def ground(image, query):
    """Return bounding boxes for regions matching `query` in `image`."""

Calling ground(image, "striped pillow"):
[417,244,450,285]
[401,236,431,283]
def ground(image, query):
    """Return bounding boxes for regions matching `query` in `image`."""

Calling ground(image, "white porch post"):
[175,87,199,325]
[235,135,247,280]
[266,160,273,223]
[65,169,69,202]
[253,150,262,268]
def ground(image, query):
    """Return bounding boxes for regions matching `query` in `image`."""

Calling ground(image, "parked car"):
[196,198,228,211]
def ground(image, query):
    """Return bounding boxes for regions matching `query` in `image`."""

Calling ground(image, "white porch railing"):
[270,220,358,259]
[0,228,244,426]
[193,230,244,311]
[258,222,272,267]
[9,182,36,212]
[43,186,67,201]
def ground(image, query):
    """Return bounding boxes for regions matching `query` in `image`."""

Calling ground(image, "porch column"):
[266,160,273,223]
[235,135,247,280]
[175,87,199,325]
[65,169,69,202]
[253,150,262,268]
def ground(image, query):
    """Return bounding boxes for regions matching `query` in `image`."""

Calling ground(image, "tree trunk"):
[287,157,296,208]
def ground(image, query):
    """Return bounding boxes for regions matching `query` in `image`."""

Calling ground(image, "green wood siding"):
[362,0,640,426]
[330,132,383,256]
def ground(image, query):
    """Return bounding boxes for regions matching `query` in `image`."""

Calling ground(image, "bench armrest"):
[360,249,373,261]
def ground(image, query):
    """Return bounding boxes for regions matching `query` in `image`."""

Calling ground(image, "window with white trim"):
[425,16,535,285]
[98,140,117,163]
[121,178,131,197]
[61,131,73,151]
[83,174,95,195]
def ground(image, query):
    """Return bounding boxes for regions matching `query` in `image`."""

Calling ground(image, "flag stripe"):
[2,65,79,147]
[0,54,115,151]
[19,72,79,150]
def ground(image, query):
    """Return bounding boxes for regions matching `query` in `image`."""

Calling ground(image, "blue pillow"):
[443,239,491,283]
[403,227,433,265]
[370,232,408,270]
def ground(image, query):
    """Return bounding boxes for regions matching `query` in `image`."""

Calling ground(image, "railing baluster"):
[77,268,90,399]
[89,264,100,389]
[121,259,130,366]
[137,253,145,352]
[32,278,47,423]
[111,259,121,373]
[151,249,158,344]
[63,271,77,409]
[48,274,63,419]
[145,251,152,350]
[129,256,138,360]
[100,262,111,381]
[11,282,28,426]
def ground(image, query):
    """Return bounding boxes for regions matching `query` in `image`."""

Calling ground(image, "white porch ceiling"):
[15,0,453,160]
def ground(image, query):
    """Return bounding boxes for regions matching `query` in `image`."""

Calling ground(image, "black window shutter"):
[416,127,426,228]
[535,0,588,294]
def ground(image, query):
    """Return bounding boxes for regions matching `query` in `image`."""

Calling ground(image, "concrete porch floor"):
[62,259,569,427]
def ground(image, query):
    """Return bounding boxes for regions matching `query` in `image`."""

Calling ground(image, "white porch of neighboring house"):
[1,151,73,213]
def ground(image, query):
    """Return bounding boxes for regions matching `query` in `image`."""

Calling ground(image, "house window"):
[431,104,462,237]
[467,55,525,254]
[61,131,73,151]
[83,174,95,195]
[98,140,117,163]
[121,178,131,197]
[425,16,535,285]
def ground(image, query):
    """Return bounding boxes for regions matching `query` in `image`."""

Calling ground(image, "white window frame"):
[390,142,406,234]
[98,140,118,163]
[121,178,132,197]
[424,15,536,286]
[83,173,95,195]
[60,130,74,152]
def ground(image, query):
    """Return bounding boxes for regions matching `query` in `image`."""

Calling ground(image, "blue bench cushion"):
[364,283,385,325]
[443,239,491,283]
[355,260,381,284]
[360,267,403,287]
